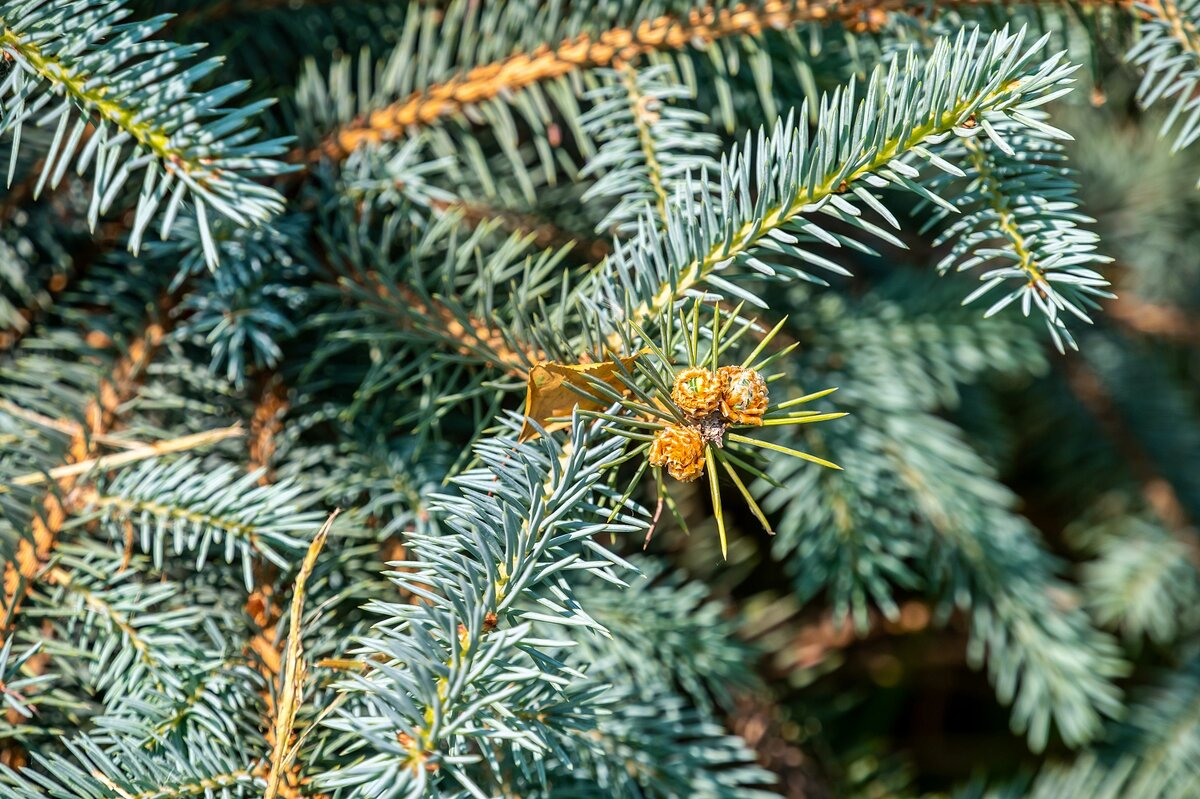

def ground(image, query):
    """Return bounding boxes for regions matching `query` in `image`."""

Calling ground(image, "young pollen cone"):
[648,424,706,482]
[718,365,769,425]
[671,366,723,417]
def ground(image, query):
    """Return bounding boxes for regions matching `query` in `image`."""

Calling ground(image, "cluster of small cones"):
[649,365,768,481]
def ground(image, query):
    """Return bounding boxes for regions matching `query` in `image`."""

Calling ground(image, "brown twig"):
[314,0,914,161]
[388,283,543,378]
[643,494,666,549]
[1,426,243,490]
[263,511,336,799]
[330,249,543,379]
[249,373,290,485]
[0,399,145,450]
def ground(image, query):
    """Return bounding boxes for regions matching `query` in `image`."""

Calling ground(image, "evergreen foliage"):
[0,1,1198,797]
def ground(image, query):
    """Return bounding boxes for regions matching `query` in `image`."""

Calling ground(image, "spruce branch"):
[920,118,1113,352]
[0,294,191,765]
[0,637,45,722]
[41,562,199,697]
[164,217,308,390]
[318,416,646,795]
[0,732,265,798]
[961,658,1200,798]
[579,64,720,234]
[617,65,673,223]
[570,556,761,713]
[318,210,566,385]
[309,142,567,384]
[892,434,1126,750]
[1128,0,1200,179]
[751,287,1122,749]
[1070,507,1200,644]
[79,451,322,587]
[0,0,290,264]
[130,654,264,747]
[534,686,776,798]
[352,278,545,380]
[585,26,1089,349]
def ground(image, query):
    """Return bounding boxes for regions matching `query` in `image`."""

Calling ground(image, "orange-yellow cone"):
[648,424,706,482]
